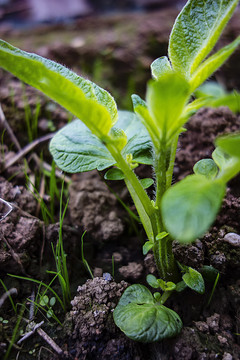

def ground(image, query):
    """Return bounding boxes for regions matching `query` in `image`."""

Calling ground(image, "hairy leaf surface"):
[0,40,117,138]
[161,175,225,243]
[50,111,153,173]
[169,0,238,77]
[190,36,240,90]
[147,74,190,142]
[151,56,172,80]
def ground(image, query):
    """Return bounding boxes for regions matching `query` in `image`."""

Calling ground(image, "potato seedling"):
[0,0,240,343]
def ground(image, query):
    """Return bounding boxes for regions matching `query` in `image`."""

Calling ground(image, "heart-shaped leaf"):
[50,111,153,173]
[114,284,182,342]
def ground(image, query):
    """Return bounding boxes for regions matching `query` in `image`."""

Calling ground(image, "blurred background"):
[0,0,185,26]
[0,0,239,110]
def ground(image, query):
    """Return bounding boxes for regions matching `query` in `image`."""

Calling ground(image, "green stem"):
[153,236,178,281]
[106,143,157,242]
[153,139,179,281]
[154,143,167,212]
[107,141,179,281]
[166,134,179,189]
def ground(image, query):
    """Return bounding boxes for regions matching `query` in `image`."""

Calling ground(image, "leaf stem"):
[106,143,157,241]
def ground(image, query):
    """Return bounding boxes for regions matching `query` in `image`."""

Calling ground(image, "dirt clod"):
[69,176,125,241]
[66,277,140,359]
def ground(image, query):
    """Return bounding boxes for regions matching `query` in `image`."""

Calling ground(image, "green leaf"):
[182,267,205,294]
[190,36,240,91]
[212,146,240,182]
[146,74,190,143]
[161,175,226,243]
[216,133,240,158]
[165,282,177,291]
[113,284,182,342]
[140,178,154,189]
[118,284,154,306]
[109,127,128,151]
[150,56,172,80]
[104,168,125,180]
[132,94,159,149]
[143,241,154,255]
[50,111,153,173]
[169,0,239,77]
[146,274,160,289]
[119,111,153,165]
[49,297,56,307]
[200,265,219,282]
[207,92,240,114]
[195,81,240,113]
[195,81,226,98]
[156,232,169,241]
[193,159,218,179]
[175,281,187,292]
[212,147,234,172]
[39,295,49,306]
[47,309,54,318]
[50,120,116,173]
[0,40,117,138]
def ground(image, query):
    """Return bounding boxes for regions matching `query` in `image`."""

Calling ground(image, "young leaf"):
[195,81,240,113]
[150,56,172,80]
[113,284,182,342]
[131,94,159,149]
[193,159,218,179]
[200,265,219,283]
[161,175,226,243]
[104,168,125,180]
[143,241,154,255]
[182,267,205,294]
[146,274,160,289]
[169,0,239,77]
[0,40,117,138]
[146,74,190,143]
[216,133,240,158]
[140,178,154,189]
[119,111,153,165]
[190,36,240,91]
[212,147,234,173]
[156,232,169,241]
[195,81,226,98]
[175,281,187,292]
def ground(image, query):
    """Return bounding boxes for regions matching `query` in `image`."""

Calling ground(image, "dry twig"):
[0,288,17,308]
[0,103,21,151]
[0,133,55,172]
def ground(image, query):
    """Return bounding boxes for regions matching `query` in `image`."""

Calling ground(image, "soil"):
[0,6,240,360]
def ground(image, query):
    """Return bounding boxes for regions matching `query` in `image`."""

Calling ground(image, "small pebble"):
[222,352,233,360]
[223,233,240,247]
[103,273,112,281]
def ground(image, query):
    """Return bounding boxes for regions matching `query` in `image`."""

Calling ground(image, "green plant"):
[0,0,240,343]
[195,80,240,113]
[51,180,71,309]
